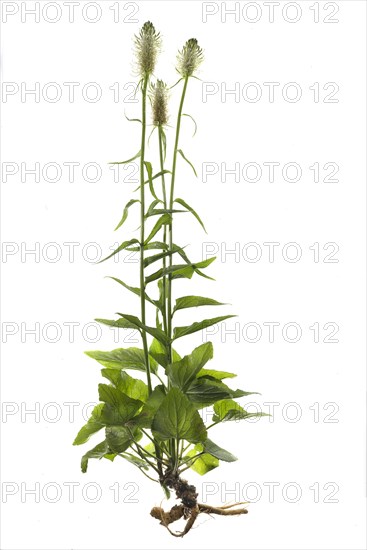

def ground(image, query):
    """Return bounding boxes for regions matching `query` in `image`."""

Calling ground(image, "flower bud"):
[176,38,204,78]
[134,21,161,77]
[149,80,169,127]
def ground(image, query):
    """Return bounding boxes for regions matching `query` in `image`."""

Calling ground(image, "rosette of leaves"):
[73,22,268,537]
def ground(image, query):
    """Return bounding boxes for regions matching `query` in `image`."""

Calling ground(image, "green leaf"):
[182,113,197,136]
[124,112,142,124]
[160,126,167,161]
[175,246,215,281]
[143,241,169,250]
[203,439,237,462]
[134,384,166,429]
[173,315,236,340]
[144,160,159,201]
[73,404,105,445]
[134,171,171,193]
[144,385,166,413]
[144,214,171,245]
[85,347,152,372]
[212,399,269,423]
[101,370,149,402]
[145,208,186,218]
[114,199,139,231]
[106,277,157,309]
[187,380,257,408]
[119,452,149,470]
[109,150,141,165]
[143,248,182,269]
[198,369,236,381]
[97,239,139,264]
[95,317,138,330]
[81,440,113,473]
[145,257,216,285]
[122,241,169,252]
[98,384,143,425]
[186,444,219,475]
[106,425,141,454]
[177,149,197,177]
[145,263,194,284]
[166,342,213,391]
[146,199,161,217]
[116,313,170,345]
[152,387,207,443]
[186,379,234,407]
[148,338,166,369]
[174,198,206,232]
[149,338,181,369]
[173,295,226,313]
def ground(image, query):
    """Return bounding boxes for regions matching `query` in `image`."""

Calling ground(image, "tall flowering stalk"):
[135,22,161,396]
[73,22,267,537]
[149,80,169,335]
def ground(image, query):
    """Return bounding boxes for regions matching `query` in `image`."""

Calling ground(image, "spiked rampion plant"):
[74,22,267,537]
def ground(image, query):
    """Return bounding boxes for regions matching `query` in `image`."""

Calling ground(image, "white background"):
[1,1,366,549]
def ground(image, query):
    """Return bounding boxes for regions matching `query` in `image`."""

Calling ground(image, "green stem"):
[139,76,164,480]
[139,468,160,483]
[139,74,152,396]
[135,441,170,466]
[133,443,159,474]
[158,124,168,336]
[178,452,205,474]
[167,76,189,350]
[153,371,167,389]
[206,422,219,430]
[166,76,189,471]
[182,442,192,454]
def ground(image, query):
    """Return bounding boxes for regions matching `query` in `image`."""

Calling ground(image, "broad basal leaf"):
[73,403,105,445]
[98,384,143,425]
[101,369,149,402]
[85,347,155,373]
[106,425,141,454]
[81,440,115,473]
[166,342,213,390]
[203,439,237,462]
[197,369,237,381]
[185,444,219,475]
[135,384,166,428]
[186,379,234,407]
[152,387,207,443]
[186,379,255,408]
[119,452,149,470]
[148,338,181,369]
[212,399,269,423]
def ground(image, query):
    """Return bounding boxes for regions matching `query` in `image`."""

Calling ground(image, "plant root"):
[151,473,248,537]
[151,502,248,537]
